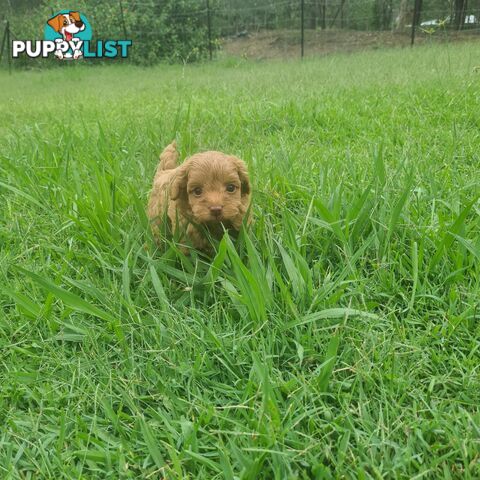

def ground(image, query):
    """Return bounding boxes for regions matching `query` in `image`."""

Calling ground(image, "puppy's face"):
[47,12,85,41]
[171,152,250,228]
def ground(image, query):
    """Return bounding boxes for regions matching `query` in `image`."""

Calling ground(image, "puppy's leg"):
[175,224,211,256]
[187,224,211,252]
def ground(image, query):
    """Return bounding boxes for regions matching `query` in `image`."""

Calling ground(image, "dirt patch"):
[221,28,480,60]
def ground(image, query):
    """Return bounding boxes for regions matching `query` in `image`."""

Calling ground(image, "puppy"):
[47,11,85,59]
[148,141,251,252]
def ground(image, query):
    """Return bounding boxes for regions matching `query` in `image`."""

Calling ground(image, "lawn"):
[1,42,480,479]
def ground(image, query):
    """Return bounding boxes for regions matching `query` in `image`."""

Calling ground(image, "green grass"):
[1,42,480,479]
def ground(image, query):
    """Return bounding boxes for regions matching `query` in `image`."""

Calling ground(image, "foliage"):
[217,0,471,33]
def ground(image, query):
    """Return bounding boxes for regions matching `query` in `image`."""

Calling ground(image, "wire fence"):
[1,0,480,68]
[212,0,480,59]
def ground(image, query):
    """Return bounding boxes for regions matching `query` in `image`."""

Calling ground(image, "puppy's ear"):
[232,157,251,196]
[47,15,63,32]
[70,11,81,22]
[170,162,191,214]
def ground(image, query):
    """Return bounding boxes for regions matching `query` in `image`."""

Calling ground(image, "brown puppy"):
[148,141,251,252]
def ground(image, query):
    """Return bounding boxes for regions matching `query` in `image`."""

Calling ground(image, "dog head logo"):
[47,12,85,42]
[44,10,92,60]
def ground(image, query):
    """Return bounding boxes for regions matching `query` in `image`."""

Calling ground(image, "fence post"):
[118,0,127,38]
[410,0,422,45]
[0,21,7,64]
[206,0,213,60]
[321,0,326,29]
[6,20,11,74]
[301,0,305,58]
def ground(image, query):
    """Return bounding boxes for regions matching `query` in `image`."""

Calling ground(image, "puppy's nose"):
[75,21,83,28]
[209,205,223,217]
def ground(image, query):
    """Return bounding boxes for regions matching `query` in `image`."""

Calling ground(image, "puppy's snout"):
[209,205,223,217]
[75,20,84,28]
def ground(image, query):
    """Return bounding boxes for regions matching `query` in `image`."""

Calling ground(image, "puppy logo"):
[45,10,92,60]
[12,11,132,60]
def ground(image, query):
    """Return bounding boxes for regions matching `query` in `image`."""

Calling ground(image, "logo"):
[12,10,132,60]
[45,10,92,60]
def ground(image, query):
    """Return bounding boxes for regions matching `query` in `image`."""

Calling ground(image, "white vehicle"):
[420,15,477,27]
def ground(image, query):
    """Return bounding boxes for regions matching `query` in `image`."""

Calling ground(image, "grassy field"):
[1,42,480,479]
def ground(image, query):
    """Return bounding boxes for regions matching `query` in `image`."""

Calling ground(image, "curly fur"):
[147,141,251,252]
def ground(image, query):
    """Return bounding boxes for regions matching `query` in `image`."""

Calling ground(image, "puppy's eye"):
[226,184,236,193]
[192,187,202,196]
[63,20,68,25]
